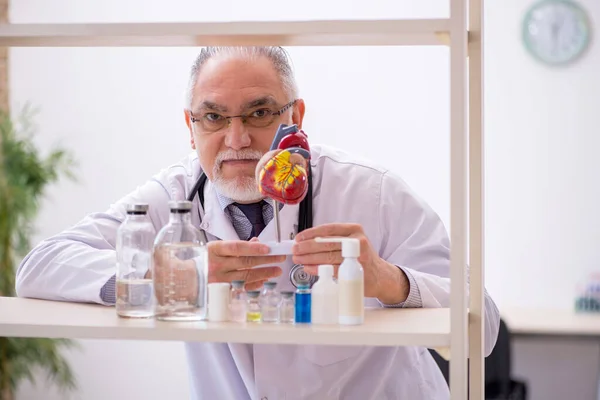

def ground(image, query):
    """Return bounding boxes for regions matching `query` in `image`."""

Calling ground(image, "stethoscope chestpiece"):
[289,264,318,289]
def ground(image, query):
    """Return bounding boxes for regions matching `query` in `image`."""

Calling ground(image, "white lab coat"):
[16,144,500,400]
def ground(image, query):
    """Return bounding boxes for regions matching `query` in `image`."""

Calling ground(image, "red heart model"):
[258,150,308,205]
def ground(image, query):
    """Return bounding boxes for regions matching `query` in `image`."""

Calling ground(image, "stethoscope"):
[186,167,317,288]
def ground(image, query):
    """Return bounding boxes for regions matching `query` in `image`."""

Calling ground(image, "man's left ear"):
[184,109,196,149]
[292,99,306,129]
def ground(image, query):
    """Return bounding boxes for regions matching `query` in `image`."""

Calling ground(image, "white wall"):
[8,0,600,399]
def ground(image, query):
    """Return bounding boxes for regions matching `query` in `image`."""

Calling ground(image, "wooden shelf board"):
[0,19,451,47]
[0,297,451,347]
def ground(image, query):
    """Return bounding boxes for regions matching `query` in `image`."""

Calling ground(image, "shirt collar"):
[214,189,278,212]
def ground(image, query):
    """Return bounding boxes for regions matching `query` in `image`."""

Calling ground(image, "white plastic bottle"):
[311,264,339,325]
[315,237,364,325]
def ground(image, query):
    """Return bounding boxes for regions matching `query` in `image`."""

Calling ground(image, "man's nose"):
[224,118,251,150]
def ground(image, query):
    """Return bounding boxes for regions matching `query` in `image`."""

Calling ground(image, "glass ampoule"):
[279,291,295,323]
[259,281,281,323]
[295,284,312,324]
[229,280,247,322]
[246,291,261,322]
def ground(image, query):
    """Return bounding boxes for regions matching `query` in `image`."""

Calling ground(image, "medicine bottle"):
[311,264,339,325]
[246,291,261,322]
[229,280,247,322]
[295,284,311,324]
[152,200,208,321]
[316,237,364,325]
[116,203,156,318]
[259,281,281,323]
[279,291,295,323]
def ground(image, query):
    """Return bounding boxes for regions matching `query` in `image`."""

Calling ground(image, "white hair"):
[184,46,299,110]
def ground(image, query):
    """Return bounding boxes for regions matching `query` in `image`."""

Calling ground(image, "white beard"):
[212,175,264,203]
[211,148,265,203]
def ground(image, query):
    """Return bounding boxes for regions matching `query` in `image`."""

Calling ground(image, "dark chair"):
[428,318,528,399]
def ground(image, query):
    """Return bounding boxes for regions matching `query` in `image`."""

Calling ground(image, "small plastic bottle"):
[260,281,281,323]
[279,291,295,323]
[295,284,311,324]
[316,237,364,325]
[229,280,247,322]
[208,282,230,322]
[115,203,156,319]
[311,264,339,325]
[246,291,262,322]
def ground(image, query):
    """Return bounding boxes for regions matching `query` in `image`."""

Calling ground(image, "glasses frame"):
[189,99,297,133]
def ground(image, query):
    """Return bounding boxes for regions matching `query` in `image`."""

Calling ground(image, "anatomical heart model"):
[255,124,311,253]
[257,124,310,204]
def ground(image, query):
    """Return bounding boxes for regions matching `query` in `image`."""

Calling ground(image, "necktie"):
[234,201,266,240]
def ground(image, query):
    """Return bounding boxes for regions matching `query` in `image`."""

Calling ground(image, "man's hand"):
[292,223,409,304]
[208,239,285,290]
[150,240,285,305]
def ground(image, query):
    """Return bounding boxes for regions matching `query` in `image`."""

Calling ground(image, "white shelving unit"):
[0,0,485,398]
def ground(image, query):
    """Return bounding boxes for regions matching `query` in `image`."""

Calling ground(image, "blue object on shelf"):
[295,284,311,323]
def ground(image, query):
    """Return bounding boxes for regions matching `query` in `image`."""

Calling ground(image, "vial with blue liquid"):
[295,284,311,323]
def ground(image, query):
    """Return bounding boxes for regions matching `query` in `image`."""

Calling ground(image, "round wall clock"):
[522,0,592,66]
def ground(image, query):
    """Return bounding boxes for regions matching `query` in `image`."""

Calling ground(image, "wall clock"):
[522,0,592,66]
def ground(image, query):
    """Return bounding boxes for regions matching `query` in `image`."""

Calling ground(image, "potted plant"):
[0,106,78,400]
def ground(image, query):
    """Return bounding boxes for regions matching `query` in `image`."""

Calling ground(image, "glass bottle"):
[295,284,312,324]
[152,200,208,321]
[279,291,295,323]
[115,203,156,318]
[246,291,261,322]
[259,281,281,323]
[229,280,247,322]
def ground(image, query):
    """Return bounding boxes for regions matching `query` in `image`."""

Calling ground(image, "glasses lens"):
[246,113,276,128]
[198,115,227,133]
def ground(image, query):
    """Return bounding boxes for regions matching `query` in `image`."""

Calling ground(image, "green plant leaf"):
[0,105,79,397]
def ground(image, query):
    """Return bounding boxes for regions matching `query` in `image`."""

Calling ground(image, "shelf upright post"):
[469,0,486,397]
[449,0,469,398]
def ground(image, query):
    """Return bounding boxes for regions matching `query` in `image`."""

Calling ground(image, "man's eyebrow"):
[196,101,228,113]
[243,96,278,109]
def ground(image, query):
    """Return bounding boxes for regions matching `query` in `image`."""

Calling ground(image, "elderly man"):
[16,46,500,399]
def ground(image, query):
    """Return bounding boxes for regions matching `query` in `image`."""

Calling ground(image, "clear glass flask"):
[115,204,156,318]
[246,291,261,322]
[259,281,281,323]
[152,200,208,321]
[229,280,247,322]
[279,291,295,323]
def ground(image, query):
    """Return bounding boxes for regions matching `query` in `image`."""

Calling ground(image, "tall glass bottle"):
[116,204,156,318]
[152,200,208,321]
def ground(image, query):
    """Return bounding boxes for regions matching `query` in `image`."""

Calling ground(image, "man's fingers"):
[209,240,271,257]
[292,239,340,256]
[211,255,286,274]
[294,223,362,241]
[293,251,343,267]
[227,266,283,283]
[246,280,268,291]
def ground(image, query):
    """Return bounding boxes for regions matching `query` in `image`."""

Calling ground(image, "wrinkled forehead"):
[191,55,288,114]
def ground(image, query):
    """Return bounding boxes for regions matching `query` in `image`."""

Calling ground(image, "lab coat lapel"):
[258,201,299,243]
[201,180,240,241]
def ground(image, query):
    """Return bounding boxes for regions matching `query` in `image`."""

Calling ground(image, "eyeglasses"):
[190,100,297,134]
